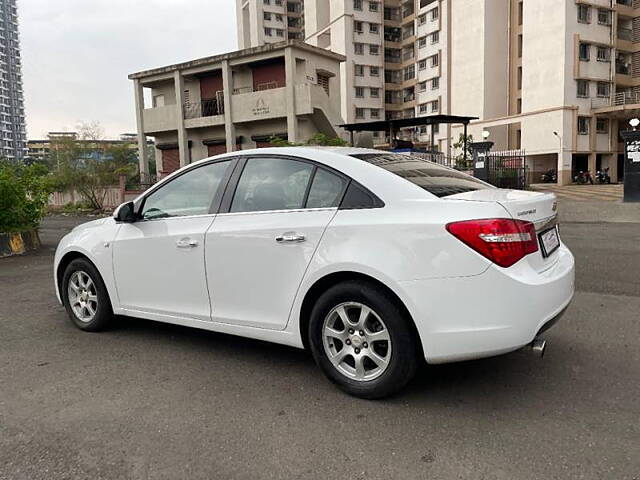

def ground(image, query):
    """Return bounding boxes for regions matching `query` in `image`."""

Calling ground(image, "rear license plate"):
[539,226,560,258]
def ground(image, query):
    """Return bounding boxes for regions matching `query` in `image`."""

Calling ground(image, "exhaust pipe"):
[530,338,546,358]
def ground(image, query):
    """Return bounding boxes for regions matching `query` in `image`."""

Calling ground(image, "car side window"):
[141,160,231,220]
[230,157,314,213]
[306,168,347,208]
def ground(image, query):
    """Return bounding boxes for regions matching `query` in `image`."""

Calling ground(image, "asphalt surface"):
[1,210,639,480]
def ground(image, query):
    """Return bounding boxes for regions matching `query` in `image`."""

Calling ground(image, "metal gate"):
[486,150,528,190]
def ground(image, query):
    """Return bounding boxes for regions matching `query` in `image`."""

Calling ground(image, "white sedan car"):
[54,147,575,398]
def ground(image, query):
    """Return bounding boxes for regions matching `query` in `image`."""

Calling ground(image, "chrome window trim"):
[217,207,339,217]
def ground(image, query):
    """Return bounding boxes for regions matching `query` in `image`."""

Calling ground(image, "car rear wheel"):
[308,280,418,399]
[62,258,113,332]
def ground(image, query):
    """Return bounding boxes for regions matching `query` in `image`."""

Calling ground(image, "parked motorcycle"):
[595,168,611,184]
[574,170,594,185]
[540,169,557,183]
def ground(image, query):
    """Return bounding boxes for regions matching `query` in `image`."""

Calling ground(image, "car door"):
[112,159,235,321]
[205,155,348,330]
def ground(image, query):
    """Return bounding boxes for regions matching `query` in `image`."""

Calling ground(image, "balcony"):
[617,27,633,41]
[143,104,179,134]
[184,99,224,119]
[591,91,640,116]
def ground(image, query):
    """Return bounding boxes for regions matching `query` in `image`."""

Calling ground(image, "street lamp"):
[482,130,490,140]
[553,131,562,152]
[629,118,640,131]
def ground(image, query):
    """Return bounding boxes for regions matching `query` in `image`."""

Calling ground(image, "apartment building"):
[129,41,344,178]
[306,0,451,150]
[0,0,27,161]
[237,0,305,48]
[27,132,152,164]
[450,0,640,184]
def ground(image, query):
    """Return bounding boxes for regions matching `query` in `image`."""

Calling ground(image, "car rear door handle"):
[176,238,199,248]
[275,233,306,243]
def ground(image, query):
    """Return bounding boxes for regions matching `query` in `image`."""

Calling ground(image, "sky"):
[20,0,237,140]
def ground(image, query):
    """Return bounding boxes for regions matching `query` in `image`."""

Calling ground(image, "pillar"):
[133,79,148,178]
[173,71,189,167]
[588,152,597,177]
[558,151,573,186]
[222,60,236,152]
[284,47,298,143]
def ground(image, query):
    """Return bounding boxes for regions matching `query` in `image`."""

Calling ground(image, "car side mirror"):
[114,201,137,223]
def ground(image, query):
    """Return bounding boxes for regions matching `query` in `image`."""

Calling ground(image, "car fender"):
[54,220,121,310]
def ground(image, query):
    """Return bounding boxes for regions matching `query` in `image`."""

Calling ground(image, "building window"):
[264,12,272,20]
[516,1,523,25]
[431,77,439,90]
[578,116,590,135]
[370,108,380,119]
[577,5,591,23]
[370,87,380,98]
[354,21,364,33]
[418,14,427,25]
[431,31,439,44]
[577,79,589,98]
[430,7,439,21]
[517,98,522,113]
[579,43,590,61]
[404,64,415,80]
[370,66,380,76]
[354,43,364,55]
[355,64,365,76]
[263,0,270,4]
[431,99,439,112]
[369,1,379,12]
[597,9,611,25]
[275,14,283,21]
[597,82,610,97]
[419,103,429,114]
[264,27,272,36]
[418,81,427,92]
[355,86,365,98]
[597,46,610,62]
[418,59,427,70]
[370,44,379,55]
[355,107,365,119]
[596,118,609,134]
[276,29,284,37]
[432,123,439,134]
[430,53,439,67]
[517,67,522,90]
[418,36,427,48]
[370,23,379,34]
[354,0,363,11]
[518,34,523,58]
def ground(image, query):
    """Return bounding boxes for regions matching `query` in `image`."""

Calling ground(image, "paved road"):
[1,212,639,480]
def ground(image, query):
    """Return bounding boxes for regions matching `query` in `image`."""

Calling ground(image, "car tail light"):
[446,218,538,268]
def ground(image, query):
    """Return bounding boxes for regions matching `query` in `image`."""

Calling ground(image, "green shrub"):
[0,161,53,233]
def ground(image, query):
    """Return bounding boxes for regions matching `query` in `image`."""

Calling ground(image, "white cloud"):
[20,0,237,139]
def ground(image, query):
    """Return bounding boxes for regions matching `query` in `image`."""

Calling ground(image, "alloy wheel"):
[322,302,392,381]
[67,271,98,323]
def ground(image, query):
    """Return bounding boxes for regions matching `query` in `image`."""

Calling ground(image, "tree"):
[267,133,348,147]
[453,133,474,170]
[48,122,137,211]
[0,160,53,232]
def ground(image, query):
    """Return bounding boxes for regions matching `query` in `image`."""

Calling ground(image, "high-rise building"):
[238,0,640,184]
[0,0,26,161]
[237,0,305,48]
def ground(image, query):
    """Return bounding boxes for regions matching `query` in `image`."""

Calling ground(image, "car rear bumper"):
[399,243,575,364]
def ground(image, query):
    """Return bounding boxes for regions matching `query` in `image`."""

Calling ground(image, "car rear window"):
[350,153,494,198]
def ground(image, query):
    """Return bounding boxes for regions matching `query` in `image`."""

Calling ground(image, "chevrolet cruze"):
[54,147,575,398]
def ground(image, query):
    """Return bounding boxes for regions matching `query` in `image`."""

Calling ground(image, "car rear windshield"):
[350,153,494,198]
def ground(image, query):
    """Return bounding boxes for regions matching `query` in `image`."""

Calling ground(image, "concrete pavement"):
[0,212,639,479]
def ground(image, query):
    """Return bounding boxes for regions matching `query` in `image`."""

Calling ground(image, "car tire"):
[62,258,114,332]
[308,280,418,399]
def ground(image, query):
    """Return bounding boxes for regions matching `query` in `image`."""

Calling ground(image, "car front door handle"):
[176,238,199,248]
[275,233,306,243]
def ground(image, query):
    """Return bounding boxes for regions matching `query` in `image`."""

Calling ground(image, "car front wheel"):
[308,280,418,399]
[62,258,113,332]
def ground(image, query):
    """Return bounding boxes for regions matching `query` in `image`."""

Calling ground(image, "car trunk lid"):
[445,189,560,271]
